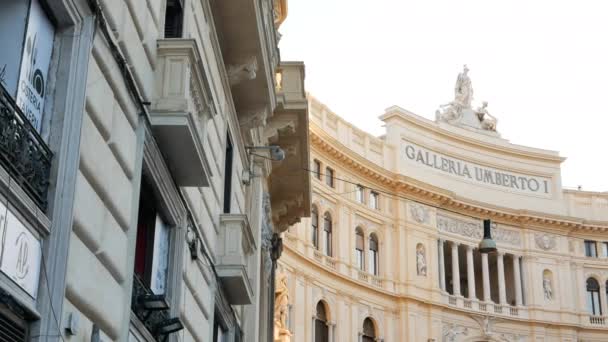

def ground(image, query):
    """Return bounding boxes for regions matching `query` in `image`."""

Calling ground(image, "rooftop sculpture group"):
[436,65,498,134]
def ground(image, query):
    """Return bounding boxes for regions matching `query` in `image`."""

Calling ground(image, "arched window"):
[362,317,376,342]
[587,277,602,315]
[369,234,379,276]
[311,206,319,249]
[355,227,364,270]
[323,212,332,256]
[314,301,329,342]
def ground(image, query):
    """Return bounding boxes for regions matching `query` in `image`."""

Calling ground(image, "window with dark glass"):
[325,167,334,187]
[164,0,184,38]
[369,234,379,276]
[369,191,379,210]
[134,178,170,295]
[585,240,598,258]
[587,278,602,315]
[323,212,332,256]
[314,301,328,342]
[313,159,321,180]
[311,206,319,249]
[213,312,227,342]
[356,185,365,204]
[355,228,364,270]
[223,134,233,213]
[362,317,376,342]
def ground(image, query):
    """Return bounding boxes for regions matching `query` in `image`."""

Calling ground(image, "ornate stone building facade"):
[0,0,309,341]
[280,82,608,341]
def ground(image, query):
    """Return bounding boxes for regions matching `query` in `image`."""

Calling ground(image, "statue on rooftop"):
[454,64,473,109]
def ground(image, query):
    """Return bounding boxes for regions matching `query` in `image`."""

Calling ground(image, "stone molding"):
[310,131,608,233]
[436,213,522,247]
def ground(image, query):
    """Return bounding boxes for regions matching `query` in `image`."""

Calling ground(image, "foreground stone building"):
[280,71,608,341]
[0,0,309,341]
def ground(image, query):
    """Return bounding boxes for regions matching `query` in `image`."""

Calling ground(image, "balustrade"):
[0,83,53,210]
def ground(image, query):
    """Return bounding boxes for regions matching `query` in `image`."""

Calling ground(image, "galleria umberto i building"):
[278,71,608,342]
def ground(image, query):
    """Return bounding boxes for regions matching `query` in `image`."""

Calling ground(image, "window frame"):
[323,212,332,256]
[355,185,365,204]
[355,228,364,270]
[587,278,602,316]
[325,167,334,187]
[311,207,319,249]
[313,159,321,180]
[368,234,379,276]
[369,191,379,210]
[585,240,598,258]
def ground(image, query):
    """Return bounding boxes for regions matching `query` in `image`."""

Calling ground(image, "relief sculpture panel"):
[436,212,521,246]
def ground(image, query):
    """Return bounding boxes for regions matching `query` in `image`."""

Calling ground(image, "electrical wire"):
[297,167,603,240]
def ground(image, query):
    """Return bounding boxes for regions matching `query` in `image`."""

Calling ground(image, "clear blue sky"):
[279,0,608,191]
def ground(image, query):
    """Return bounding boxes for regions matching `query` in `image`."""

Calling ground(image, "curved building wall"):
[278,96,608,342]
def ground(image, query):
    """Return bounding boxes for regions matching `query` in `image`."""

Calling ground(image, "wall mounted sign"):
[0,201,42,298]
[403,142,553,196]
[15,0,55,131]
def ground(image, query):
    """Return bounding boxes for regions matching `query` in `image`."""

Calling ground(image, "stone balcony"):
[217,214,255,305]
[266,62,311,232]
[150,39,213,187]
[443,293,527,319]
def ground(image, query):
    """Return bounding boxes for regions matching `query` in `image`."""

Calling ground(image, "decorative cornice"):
[310,130,608,234]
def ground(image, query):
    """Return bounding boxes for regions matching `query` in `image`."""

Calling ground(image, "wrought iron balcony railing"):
[131,274,170,340]
[0,83,53,210]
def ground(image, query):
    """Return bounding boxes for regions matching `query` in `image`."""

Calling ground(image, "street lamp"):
[478,219,497,253]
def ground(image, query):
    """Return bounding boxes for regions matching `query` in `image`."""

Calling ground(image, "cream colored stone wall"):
[280,96,608,342]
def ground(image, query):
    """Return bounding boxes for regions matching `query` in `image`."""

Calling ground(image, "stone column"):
[466,245,476,299]
[327,322,334,342]
[438,239,446,291]
[512,255,523,306]
[497,252,507,305]
[481,252,491,302]
[311,316,316,342]
[451,242,461,296]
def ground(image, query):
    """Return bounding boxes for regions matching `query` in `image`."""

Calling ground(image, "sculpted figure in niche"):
[543,272,553,301]
[274,273,292,341]
[416,244,427,276]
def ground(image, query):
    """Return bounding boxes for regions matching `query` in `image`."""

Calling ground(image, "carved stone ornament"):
[227,56,258,86]
[442,323,468,342]
[416,244,427,276]
[436,213,521,246]
[261,192,274,282]
[409,203,430,224]
[534,233,557,251]
[435,65,500,135]
[274,273,292,342]
[543,275,553,301]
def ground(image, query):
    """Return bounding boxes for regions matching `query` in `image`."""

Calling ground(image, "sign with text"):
[15,0,55,131]
[403,142,553,196]
[0,202,42,298]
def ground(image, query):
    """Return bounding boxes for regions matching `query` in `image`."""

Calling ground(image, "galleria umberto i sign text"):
[404,142,552,196]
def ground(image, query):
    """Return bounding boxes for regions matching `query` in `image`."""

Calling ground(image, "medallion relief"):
[436,213,521,246]
[408,202,431,225]
[534,233,557,251]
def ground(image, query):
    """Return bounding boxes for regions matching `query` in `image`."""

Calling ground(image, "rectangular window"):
[585,240,598,258]
[134,179,170,294]
[164,0,183,38]
[0,0,55,131]
[603,242,608,258]
[368,250,378,275]
[356,185,364,204]
[313,160,321,180]
[356,232,364,270]
[223,134,233,213]
[369,191,379,210]
[325,167,334,187]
